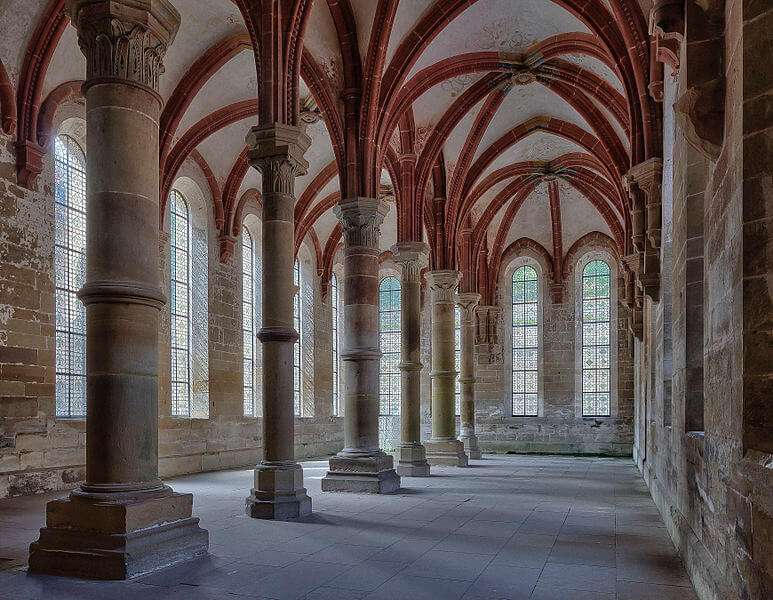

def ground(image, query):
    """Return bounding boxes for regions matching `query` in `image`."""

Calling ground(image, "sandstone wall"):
[0,132,343,499]
[634,3,773,598]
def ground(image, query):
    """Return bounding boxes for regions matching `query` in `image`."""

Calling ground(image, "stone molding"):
[334,198,389,249]
[624,158,663,301]
[78,280,165,309]
[391,241,429,281]
[649,0,684,72]
[457,292,481,323]
[426,270,460,304]
[67,0,180,93]
[246,124,311,196]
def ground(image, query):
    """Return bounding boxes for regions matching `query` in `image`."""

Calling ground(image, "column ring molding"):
[257,327,299,343]
[77,281,165,308]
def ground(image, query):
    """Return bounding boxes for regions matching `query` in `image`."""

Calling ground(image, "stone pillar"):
[392,242,430,477]
[321,199,400,493]
[457,292,481,460]
[424,270,468,467]
[29,0,208,579]
[245,124,312,520]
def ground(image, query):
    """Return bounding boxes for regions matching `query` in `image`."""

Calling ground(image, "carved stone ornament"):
[457,293,481,323]
[649,0,684,72]
[426,270,460,304]
[246,124,311,195]
[68,0,180,92]
[392,242,429,282]
[335,198,389,249]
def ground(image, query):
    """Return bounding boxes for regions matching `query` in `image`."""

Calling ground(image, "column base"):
[460,432,482,460]
[321,451,401,494]
[28,486,208,580]
[246,461,312,520]
[425,438,469,467]
[395,443,431,477]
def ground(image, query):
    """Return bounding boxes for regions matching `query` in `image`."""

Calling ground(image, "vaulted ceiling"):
[0,0,659,297]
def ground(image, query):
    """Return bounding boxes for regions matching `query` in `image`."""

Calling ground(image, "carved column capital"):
[67,0,180,93]
[391,241,429,282]
[426,270,460,304]
[649,0,684,72]
[335,197,389,249]
[247,124,311,196]
[456,292,481,323]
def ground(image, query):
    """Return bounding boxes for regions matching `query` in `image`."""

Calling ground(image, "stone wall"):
[470,241,634,456]
[0,132,343,499]
[633,3,773,599]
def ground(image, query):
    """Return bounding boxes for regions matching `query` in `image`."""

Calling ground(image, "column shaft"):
[245,124,312,520]
[392,243,430,477]
[321,198,400,493]
[425,271,468,466]
[458,293,481,459]
[29,0,208,580]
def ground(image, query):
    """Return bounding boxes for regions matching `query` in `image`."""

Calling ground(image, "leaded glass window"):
[54,135,87,418]
[512,265,539,416]
[242,228,255,416]
[293,260,302,416]
[170,190,191,417]
[581,260,611,416]
[455,306,461,416]
[331,273,340,416]
[379,277,400,416]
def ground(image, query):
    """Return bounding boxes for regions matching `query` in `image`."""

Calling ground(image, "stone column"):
[424,270,468,467]
[29,0,208,580]
[457,292,481,459]
[321,199,400,493]
[392,242,430,477]
[245,124,312,520]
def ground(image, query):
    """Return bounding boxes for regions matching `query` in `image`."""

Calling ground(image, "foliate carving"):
[68,1,180,91]
[246,124,311,196]
[335,198,389,249]
[457,293,481,323]
[427,271,460,304]
[253,158,302,196]
[392,242,429,282]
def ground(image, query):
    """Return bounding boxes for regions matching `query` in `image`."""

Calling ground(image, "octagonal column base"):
[460,433,482,460]
[246,462,312,521]
[322,451,401,493]
[396,443,431,477]
[425,438,469,467]
[28,487,208,580]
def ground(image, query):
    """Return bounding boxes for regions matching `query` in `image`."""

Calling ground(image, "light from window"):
[512,265,540,416]
[581,260,611,416]
[293,260,302,416]
[242,228,255,416]
[54,135,87,418]
[455,306,461,416]
[170,190,191,417]
[331,273,340,416]
[379,277,400,416]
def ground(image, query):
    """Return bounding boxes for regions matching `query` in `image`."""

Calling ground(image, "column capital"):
[335,197,389,249]
[391,241,429,281]
[67,0,180,93]
[456,292,481,322]
[247,124,311,194]
[426,270,460,304]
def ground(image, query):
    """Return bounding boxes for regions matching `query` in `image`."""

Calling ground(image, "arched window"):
[170,190,191,417]
[454,306,461,416]
[331,273,340,416]
[54,134,87,418]
[293,259,302,415]
[512,265,540,416]
[581,260,611,416]
[379,277,401,416]
[242,228,255,416]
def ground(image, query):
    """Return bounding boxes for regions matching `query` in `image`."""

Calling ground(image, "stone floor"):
[0,455,699,599]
